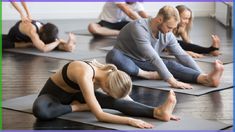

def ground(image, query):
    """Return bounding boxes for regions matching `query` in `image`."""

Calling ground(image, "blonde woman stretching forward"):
[33,60,179,129]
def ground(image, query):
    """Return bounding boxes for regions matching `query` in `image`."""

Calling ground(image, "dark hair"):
[39,23,58,44]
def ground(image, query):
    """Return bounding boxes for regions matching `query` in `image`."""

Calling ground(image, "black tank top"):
[7,20,43,42]
[62,61,95,90]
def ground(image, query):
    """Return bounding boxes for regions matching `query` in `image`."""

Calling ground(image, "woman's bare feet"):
[138,69,161,80]
[68,33,77,45]
[210,50,221,56]
[153,90,180,121]
[210,35,221,56]
[71,100,89,112]
[205,60,224,87]
[64,33,77,52]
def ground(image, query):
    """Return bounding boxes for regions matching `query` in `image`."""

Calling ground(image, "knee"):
[88,23,99,34]
[165,60,179,69]
[106,49,120,64]
[32,95,54,120]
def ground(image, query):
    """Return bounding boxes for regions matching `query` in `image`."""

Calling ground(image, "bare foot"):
[206,60,224,87]
[153,90,180,121]
[64,33,77,52]
[210,35,221,56]
[68,33,77,45]
[211,35,220,49]
[71,100,89,112]
[210,50,221,56]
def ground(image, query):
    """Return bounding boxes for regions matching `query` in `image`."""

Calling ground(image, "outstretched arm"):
[138,11,149,18]
[10,1,31,22]
[72,64,153,129]
[21,2,32,21]
[29,29,61,52]
[179,28,191,43]
[167,33,202,72]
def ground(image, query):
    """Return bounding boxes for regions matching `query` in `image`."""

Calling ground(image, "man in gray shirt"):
[106,5,224,89]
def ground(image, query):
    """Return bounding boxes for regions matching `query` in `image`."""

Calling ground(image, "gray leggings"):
[33,79,154,120]
[106,49,200,83]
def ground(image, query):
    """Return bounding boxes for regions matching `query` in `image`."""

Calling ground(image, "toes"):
[170,115,180,121]
[215,60,223,65]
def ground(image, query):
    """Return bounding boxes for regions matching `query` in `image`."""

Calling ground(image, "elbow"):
[96,114,105,122]
[40,48,49,53]
[41,49,48,53]
[95,112,106,122]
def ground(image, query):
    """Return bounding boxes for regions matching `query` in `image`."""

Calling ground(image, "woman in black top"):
[3,2,76,52]
[173,5,221,58]
[33,60,179,129]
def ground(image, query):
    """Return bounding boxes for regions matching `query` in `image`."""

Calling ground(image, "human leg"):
[196,60,224,87]
[163,59,201,83]
[178,35,220,56]
[106,49,139,76]
[178,40,213,53]
[2,35,15,48]
[72,90,179,121]
[106,49,160,79]
[32,94,72,120]
[88,22,119,36]
[33,79,74,120]
[164,59,224,87]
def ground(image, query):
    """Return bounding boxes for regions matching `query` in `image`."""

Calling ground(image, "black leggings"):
[178,40,219,54]
[2,34,15,49]
[98,20,129,30]
[33,79,154,120]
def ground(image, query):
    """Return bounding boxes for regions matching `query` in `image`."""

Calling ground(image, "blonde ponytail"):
[91,59,132,99]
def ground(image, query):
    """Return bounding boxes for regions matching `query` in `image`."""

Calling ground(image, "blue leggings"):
[106,49,200,83]
[33,79,154,120]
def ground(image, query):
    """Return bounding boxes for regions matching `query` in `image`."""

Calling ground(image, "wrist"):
[127,117,134,125]
[167,76,175,84]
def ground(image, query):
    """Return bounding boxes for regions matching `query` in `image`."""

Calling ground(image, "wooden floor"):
[2,17,233,130]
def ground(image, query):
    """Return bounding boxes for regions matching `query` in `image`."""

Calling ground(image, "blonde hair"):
[157,5,180,23]
[91,60,132,99]
[174,5,193,37]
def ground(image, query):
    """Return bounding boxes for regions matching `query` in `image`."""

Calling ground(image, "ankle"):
[197,74,209,85]
[153,107,160,119]
[153,107,170,121]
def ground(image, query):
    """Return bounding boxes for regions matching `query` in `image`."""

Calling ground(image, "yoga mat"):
[4,48,106,61]
[98,46,232,64]
[69,29,92,36]
[68,30,117,39]
[161,54,232,64]
[98,46,113,51]
[193,54,233,64]
[133,63,233,96]
[132,79,232,96]
[2,94,232,130]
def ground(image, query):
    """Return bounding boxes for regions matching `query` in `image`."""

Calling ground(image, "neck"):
[150,18,160,38]
[93,67,107,86]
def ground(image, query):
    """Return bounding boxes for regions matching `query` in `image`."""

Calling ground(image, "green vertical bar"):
[0,0,2,130]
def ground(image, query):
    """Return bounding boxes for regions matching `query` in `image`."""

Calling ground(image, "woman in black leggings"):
[33,60,179,129]
[173,5,220,58]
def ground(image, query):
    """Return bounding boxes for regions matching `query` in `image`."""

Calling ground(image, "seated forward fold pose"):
[2,2,76,52]
[173,5,221,58]
[106,5,224,89]
[33,60,180,129]
[88,2,148,37]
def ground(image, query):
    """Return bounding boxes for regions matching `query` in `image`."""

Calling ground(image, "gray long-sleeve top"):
[114,18,202,81]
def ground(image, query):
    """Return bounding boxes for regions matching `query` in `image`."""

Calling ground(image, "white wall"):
[2,2,215,20]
